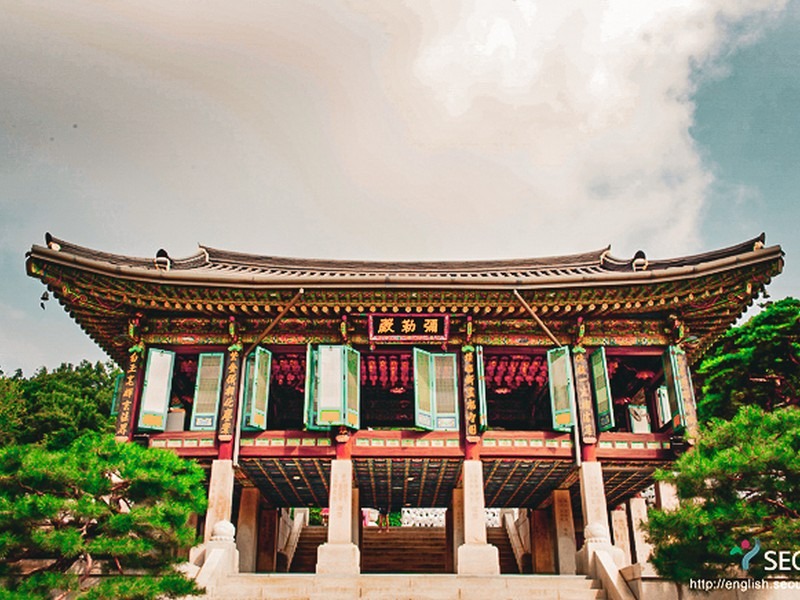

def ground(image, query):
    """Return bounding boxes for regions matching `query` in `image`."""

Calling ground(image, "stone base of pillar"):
[576,540,627,577]
[315,542,360,575]
[457,543,500,575]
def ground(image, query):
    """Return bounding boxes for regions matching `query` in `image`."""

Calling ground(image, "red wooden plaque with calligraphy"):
[368,314,449,343]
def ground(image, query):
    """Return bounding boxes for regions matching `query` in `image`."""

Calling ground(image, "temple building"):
[25,234,783,599]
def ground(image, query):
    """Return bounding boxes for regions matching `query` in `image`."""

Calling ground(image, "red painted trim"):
[479,430,574,459]
[594,432,673,461]
[238,430,336,458]
[350,430,464,458]
[600,347,666,357]
[239,445,335,458]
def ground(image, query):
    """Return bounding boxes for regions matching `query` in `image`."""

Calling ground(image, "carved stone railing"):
[400,508,501,527]
[281,508,308,572]
[502,511,527,574]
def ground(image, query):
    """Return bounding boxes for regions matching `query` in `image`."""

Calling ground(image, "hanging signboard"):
[368,314,449,343]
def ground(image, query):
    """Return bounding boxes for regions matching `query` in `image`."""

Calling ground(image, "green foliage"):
[646,406,800,582]
[695,298,800,421]
[0,360,119,449]
[0,378,26,448]
[0,432,208,599]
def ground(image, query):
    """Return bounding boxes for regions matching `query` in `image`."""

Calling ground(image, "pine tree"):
[695,298,800,422]
[0,433,207,599]
[646,405,800,582]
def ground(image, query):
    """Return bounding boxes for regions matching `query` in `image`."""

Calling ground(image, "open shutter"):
[590,347,615,431]
[344,346,360,429]
[662,346,687,432]
[433,353,459,431]
[476,345,488,432]
[241,352,255,428]
[243,347,271,430]
[413,348,434,430]
[312,345,360,428]
[413,348,459,432]
[110,372,124,416]
[190,353,225,431]
[317,345,345,426]
[303,344,329,431]
[547,346,575,432]
[138,348,175,431]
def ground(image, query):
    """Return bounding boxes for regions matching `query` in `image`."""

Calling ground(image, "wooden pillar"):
[237,488,260,572]
[256,507,279,572]
[351,487,361,547]
[449,487,464,573]
[531,508,555,574]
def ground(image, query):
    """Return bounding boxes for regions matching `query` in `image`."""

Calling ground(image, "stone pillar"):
[575,461,625,575]
[204,459,235,544]
[552,489,577,574]
[531,508,555,573]
[610,505,632,566]
[236,488,260,572]
[316,459,360,574]
[457,460,500,575]
[628,497,656,576]
[654,481,679,512]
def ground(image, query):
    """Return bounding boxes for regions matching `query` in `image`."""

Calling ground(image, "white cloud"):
[0,0,790,371]
[0,0,787,262]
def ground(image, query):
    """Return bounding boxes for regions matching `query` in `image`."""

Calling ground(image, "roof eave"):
[27,243,784,291]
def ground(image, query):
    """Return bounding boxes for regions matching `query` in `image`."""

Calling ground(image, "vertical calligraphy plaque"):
[217,347,241,441]
[571,351,597,444]
[461,349,479,440]
[115,348,143,441]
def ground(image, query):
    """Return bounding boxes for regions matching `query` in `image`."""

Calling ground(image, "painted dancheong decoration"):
[25,233,782,576]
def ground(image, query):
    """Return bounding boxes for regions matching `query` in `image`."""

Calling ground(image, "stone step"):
[486,526,521,574]
[207,574,607,600]
[291,525,534,575]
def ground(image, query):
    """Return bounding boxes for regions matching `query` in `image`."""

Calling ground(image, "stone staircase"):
[292,525,533,575]
[361,526,448,573]
[486,526,527,574]
[203,524,606,599]
[289,526,328,573]
[203,573,607,599]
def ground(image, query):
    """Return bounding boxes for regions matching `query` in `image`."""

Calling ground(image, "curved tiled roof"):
[29,233,777,288]
[26,233,784,366]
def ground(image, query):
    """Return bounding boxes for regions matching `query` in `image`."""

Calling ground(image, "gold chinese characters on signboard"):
[368,314,449,343]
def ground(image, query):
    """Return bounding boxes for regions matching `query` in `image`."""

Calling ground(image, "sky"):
[1,0,798,375]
